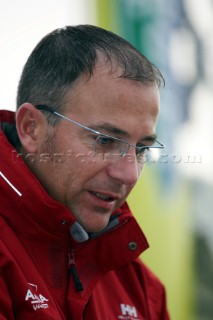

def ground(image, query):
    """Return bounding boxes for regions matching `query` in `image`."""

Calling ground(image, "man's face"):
[34,65,160,232]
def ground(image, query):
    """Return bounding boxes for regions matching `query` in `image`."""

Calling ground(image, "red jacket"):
[0,110,170,320]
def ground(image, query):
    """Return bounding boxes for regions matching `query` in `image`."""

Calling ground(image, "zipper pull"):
[68,250,84,292]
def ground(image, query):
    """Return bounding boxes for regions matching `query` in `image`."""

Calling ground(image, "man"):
[0,25,169,319]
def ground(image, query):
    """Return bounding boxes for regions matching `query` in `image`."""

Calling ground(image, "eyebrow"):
[89,122,130,137]
[88,122,157,143]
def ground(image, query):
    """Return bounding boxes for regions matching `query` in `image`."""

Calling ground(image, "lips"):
[86,189,122,211]
[91,191,115,202]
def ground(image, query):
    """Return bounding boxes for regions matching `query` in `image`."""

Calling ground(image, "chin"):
[76,210,112,234]
[84,220,110,233]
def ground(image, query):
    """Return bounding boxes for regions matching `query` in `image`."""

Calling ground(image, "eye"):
[136,145,149,156]
[96,135,116,148]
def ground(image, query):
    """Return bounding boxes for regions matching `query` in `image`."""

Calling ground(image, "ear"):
[16,103,46,154]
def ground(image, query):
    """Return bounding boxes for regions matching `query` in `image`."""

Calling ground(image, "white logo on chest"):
[25,283,49,311]
[118,303,141,319]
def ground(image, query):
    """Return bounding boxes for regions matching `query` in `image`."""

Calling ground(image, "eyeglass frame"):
[35,104,164,163]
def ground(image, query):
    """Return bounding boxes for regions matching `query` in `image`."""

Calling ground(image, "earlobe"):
[16,103,44,154]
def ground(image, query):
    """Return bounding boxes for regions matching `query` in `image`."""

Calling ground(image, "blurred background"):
[1,0,213,319]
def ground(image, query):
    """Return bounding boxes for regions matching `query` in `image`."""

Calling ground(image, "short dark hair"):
[17,25,164,116]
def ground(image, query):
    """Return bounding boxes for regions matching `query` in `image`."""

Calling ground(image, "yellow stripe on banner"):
[95,0,120,33]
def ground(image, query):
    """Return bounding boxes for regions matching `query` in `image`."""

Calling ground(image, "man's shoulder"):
[0,109,15,123]
[125,258,169,318]
[131,257,166,288]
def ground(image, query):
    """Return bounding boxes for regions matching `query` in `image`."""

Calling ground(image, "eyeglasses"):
[35,105,164,166]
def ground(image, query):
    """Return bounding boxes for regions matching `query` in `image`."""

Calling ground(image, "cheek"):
[61,152,106,185]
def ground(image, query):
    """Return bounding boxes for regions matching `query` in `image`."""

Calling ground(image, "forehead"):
[65,64,160,138]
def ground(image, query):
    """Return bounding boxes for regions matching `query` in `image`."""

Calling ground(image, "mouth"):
[90,191,116,202]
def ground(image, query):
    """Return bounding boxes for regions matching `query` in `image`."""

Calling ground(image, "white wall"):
[0,0,96,111]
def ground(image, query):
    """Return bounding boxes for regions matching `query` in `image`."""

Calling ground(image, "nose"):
[106,152,142,186]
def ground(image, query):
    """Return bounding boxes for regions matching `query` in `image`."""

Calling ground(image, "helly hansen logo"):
[118,304,141,319]
[25,283,49,311]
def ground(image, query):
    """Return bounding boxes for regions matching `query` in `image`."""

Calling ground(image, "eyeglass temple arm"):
[35,105,54,113]
[151,141,164,149]
[35,104,102,135]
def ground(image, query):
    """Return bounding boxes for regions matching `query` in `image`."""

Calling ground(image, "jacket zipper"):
[68,249,84,292]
